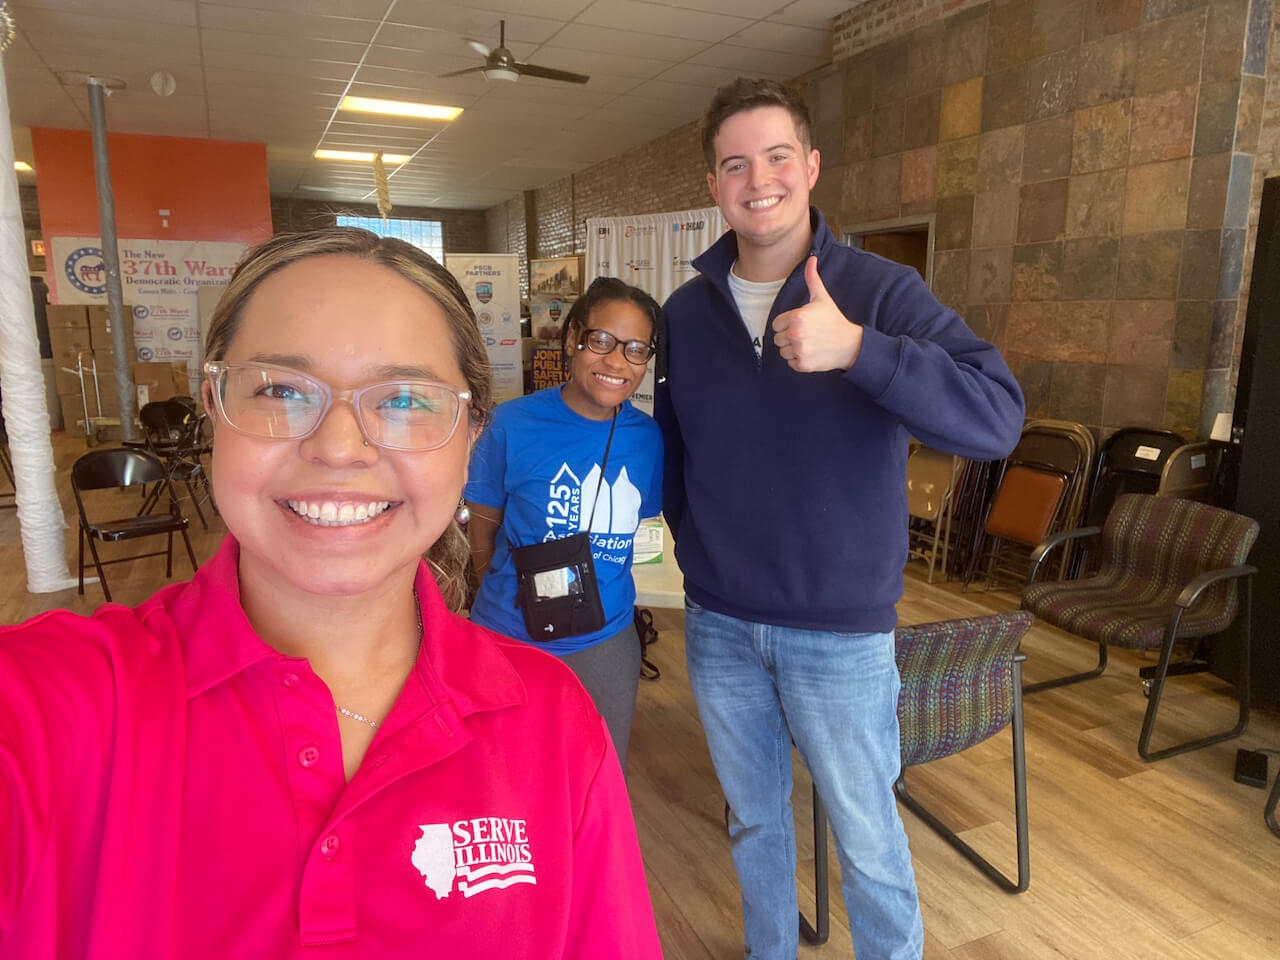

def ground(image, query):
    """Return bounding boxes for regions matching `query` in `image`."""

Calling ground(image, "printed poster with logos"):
[584,207,726,413]
[445,253,523,404]
[49,236,247,392]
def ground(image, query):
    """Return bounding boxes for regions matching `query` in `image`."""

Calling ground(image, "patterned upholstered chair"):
[1021,493,1258,762]
[801,612,1035,941]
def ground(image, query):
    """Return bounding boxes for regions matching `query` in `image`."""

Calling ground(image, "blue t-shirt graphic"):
[466,386,663,653]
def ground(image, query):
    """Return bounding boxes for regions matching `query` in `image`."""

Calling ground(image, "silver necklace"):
[335,593,423,731]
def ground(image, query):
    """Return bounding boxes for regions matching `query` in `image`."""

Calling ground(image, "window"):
[336,216,445,262]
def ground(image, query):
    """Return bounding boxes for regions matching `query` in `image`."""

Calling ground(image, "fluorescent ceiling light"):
[339,96,462,121]
[314,149,412,164]
[483,66,519,82]
[14,161,32,172]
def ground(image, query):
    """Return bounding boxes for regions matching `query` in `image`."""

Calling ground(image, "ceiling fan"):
[440,20,589,85]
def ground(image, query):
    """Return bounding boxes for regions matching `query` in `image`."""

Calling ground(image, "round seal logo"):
[167,326,184,341]
[477,310,493,327]
[137,346,155,361]
[132,304,150,320]
[65,246,107,296]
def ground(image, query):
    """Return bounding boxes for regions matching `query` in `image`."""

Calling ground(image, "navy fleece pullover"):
[654,209,1024,632]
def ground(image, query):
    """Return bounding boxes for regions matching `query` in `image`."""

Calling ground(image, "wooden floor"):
[3,432,1278,959]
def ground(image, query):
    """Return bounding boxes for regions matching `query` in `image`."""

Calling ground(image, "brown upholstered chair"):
[964,464,1069,589]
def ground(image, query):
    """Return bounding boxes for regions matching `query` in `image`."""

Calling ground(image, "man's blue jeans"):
[684,599,923,960]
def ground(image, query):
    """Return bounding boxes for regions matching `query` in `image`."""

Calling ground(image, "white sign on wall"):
[584,207,727,413]
[49,236,246,388]
[446,253,523,404]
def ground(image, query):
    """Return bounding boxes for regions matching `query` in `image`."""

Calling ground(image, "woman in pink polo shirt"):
[0,228,662,958]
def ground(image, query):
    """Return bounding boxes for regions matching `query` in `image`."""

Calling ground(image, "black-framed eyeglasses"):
[203,360,471,452]
[578,328,655,366]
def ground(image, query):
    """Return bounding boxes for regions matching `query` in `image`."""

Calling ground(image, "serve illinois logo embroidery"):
[411,816,536,899]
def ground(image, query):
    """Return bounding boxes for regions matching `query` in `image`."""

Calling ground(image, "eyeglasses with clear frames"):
[577,328,656,366]
[203,360,471,452]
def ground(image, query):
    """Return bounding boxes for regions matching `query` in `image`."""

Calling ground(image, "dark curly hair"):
[560,276,661,362]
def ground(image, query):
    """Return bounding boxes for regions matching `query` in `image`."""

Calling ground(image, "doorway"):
[845,216,934,285]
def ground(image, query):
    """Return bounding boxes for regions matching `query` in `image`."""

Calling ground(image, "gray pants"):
[560,621,641,768]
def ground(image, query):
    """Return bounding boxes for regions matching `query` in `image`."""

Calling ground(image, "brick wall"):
[484,196,528,295]
[270,198,488,253]
[525,122,710,261]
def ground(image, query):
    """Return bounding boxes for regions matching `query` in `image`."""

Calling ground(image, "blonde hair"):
[206,227,491,610]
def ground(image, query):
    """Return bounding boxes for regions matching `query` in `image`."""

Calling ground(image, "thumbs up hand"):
[771,256,863,372]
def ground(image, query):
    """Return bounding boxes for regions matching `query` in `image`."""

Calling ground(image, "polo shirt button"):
[298,744,320,767]
[281,672,299,687]
[320,834,340,858]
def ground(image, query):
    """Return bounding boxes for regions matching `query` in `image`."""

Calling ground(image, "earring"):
[362,439,370,447]
[455,500,471,525]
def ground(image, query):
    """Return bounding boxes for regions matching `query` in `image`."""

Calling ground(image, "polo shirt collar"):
[167,536,527,719]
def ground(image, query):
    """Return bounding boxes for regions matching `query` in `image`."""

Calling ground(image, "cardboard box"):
[132,361,192,404]
[47,303,91,333]
[54,348,117,397]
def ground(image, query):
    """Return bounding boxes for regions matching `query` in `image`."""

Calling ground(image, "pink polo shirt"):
[0,538,662,958]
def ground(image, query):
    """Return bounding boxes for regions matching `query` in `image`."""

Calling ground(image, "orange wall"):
[31,128,272,245]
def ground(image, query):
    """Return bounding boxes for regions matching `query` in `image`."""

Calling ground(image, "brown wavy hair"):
[700,77,813,170]
[204,227,492,610]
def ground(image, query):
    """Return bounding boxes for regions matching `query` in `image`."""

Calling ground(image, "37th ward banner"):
[50,236,247,389]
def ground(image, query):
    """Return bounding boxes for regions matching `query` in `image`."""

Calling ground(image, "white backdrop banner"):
[49,236,246,385]
[584,206,727,412]
[446,253,522,404]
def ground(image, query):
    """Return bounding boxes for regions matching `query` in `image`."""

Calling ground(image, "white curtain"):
[584,207,726,412]
[0,54,75,592]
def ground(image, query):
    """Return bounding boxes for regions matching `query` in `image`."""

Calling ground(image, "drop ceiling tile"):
[198,5,379,42]
[199,29,368,62]
[14,9,199,48]
[769,0,864,26]
[199,0,391,17]
[379,14,562,48]
[576,0,752,43]
[656,61,745,88]
[684,0,798,14]
[548,24,710,61]
[721,20,827,56]
[10,0,199,26]
[201,48,359,79]
[689,40,814,76]
[522,47,669,82]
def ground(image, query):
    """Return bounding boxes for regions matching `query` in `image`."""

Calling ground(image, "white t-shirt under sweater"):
[728,263,785,358]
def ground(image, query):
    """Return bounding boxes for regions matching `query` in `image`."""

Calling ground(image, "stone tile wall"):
[478,0,1272,438]
[818,0,1267,439]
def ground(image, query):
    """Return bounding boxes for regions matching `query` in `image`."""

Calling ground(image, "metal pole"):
[86,77,138,441]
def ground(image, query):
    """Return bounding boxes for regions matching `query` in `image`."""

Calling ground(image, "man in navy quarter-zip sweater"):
[654,78,1024,960]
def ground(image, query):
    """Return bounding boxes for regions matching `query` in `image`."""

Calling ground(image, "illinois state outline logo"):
[410,816,536,900]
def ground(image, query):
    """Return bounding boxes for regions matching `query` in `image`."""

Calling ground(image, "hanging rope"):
[373,151,392,221]
[0,4,15,52]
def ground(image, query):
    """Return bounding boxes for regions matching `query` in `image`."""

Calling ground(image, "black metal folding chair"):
[71,447,199,602]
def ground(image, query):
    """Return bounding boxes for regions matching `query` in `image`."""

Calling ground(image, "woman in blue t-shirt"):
[466,278,663,766]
